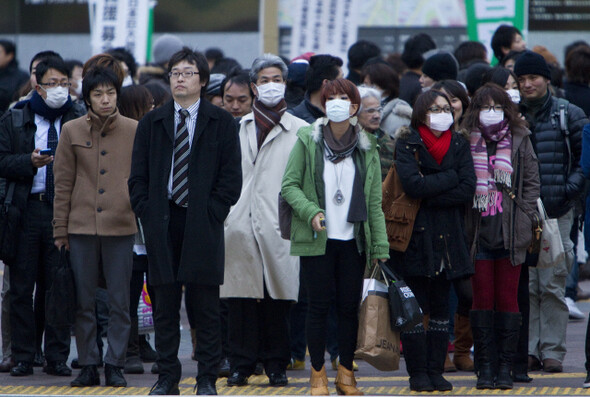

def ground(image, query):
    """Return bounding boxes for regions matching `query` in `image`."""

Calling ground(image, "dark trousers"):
[300,239,364,372]
[514,259,530,374]
[228,294,291,376]
[151,202,220,383]
[405,273,451,321]
[9,200,70,363]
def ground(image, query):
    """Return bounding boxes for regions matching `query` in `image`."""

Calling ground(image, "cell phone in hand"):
[40,149,53,156]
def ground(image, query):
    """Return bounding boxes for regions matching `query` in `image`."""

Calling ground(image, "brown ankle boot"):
[190,329,197,361]
[452,314,474,371]
[334,364,363,395]
[444,352,457,372]
[310,366,329,395]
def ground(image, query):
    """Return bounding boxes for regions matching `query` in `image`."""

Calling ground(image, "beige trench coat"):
[220,111,308,300]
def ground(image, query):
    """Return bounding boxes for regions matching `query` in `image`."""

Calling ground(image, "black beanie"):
[421,52,458,81]
[513,50,551,79]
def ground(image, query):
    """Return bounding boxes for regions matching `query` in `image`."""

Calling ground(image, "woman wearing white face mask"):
[391,90,476,392]
[282,78,389,395]
[482,66,522,104]
[461,83,539,390]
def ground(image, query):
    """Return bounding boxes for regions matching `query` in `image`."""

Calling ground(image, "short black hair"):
[500,50,524,68]
[0,40,16,57]
[205,48,224,63]
[210,57,242,76]
[347,40,381,70]
[65,59,83,76]
[82,67,121,106]
[29,50,62,73]
[454,41,487,69]
[220,71,252,99]
[35,57,70,83]
[168,47,210,96]
[564,40,590,61]
[107,47,138,80]
[491,25,522,62]
[401,33,436,69]
[431,79,469,120]
[305,54,343,94]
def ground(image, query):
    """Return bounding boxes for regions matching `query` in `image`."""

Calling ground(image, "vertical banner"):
[89,0,152,65]
[289,0,358,68]
[465,0,528,64]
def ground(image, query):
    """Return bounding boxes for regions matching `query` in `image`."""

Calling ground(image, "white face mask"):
[122,75,133,87]
[325,99,352,123]
[73,79,83,98]
[480,110,504,127]
[256,82,285,107]
[506,89,520,103]
[42,86,69,109]
[429,112,454,131]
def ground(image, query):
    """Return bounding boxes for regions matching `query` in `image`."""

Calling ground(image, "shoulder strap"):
[502,185,541,230]
[552,98,572,174]
[3,182,15,206]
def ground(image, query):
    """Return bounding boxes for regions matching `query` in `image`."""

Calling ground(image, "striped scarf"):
[252,98,287,149]
[470,120,513,211]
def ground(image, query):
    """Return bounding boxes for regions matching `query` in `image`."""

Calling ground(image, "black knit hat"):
[513,50,551,79]
[421,52,458,81]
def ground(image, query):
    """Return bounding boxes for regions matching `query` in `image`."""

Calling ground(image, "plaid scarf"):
[252,98,287,149]
[470,120,513,211]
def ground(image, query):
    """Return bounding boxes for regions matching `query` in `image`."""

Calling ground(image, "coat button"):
[98,188,105,194]
[86,141,91,146]
[100,169,106,175]
[439,235,444,239]
[97,207,102,213]
[101,150,106,155]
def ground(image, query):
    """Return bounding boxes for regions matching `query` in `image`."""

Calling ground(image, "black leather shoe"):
[72,356,104,369]
[44,361,72,376]
[33,352,45,367]
[268,372,288,387]
[71,365,100,387]
[196,377,218,395]
[105,363,127,387]
[10,361,33,376]
[218,357,230,378]
[0,356,15,373]
[512,373,533,383]
[227,371,248,386]
[149,377,180,395]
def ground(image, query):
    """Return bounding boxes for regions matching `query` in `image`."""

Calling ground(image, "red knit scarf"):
[253,98,287,149]
[418,124,452,165]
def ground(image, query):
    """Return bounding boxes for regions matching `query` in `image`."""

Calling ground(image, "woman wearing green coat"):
[281,78,389,396]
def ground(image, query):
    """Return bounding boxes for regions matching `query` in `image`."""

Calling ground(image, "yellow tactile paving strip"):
[2,373,590,395]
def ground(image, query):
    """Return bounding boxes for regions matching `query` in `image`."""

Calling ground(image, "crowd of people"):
[1,22,590,395]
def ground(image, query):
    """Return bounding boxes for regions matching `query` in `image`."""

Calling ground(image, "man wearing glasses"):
[129,47,242,395]
[0,56,85,377]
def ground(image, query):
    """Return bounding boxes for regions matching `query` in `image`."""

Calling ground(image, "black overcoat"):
[128,99,242,286]
[391,126,476,280]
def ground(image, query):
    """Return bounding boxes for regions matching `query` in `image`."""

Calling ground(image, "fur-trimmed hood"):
[394,125,413,140]
[308,117,374,151]
[383,98,413,120]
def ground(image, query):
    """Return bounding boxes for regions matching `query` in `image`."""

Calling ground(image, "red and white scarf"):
[470,120,513,211]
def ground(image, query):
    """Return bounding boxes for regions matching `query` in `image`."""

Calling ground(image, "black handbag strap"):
[3,182,15,207]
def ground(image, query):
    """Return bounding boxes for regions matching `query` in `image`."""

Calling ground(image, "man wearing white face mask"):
[220,54,308,388]
[0,56,85,377]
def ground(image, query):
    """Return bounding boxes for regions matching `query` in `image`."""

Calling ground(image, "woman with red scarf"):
[462,83,539,390]
[391,90,476,392]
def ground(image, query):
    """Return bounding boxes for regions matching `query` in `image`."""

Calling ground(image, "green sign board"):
[465,0,528,64]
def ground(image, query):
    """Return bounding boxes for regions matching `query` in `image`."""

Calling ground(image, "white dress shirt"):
[31,114,62,194]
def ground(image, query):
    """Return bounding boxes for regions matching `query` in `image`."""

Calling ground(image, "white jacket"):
[220,111,308,300]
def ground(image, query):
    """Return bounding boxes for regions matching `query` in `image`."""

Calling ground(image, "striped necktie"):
[45,120,58,202]
[172,109,191,207]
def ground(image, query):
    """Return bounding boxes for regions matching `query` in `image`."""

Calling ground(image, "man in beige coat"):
[220,54,307,388]
[53,65,137,388]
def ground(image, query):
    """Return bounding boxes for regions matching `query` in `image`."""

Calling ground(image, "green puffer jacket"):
[281,117,390,265]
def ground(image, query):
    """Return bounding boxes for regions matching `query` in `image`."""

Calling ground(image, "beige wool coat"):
[53,109,138,238]
[220,111,308,300]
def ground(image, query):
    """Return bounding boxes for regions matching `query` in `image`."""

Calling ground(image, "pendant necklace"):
[333,161,345,206]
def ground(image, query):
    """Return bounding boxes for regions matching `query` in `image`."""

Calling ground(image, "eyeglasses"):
[168,71,199,79]
[428,106,452,114]
[361,107,383,115]
[480,104,504,112]
[39,81,71,88]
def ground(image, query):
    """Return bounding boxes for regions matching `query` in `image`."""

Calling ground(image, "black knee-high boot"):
[471,310,495,389]
[401,324,434,392]
[426,319,453,391]
[495,312,522,389]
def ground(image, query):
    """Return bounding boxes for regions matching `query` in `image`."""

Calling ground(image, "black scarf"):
[29,91,73,122]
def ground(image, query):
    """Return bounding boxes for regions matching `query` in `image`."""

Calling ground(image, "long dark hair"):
[460,83,528,132]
